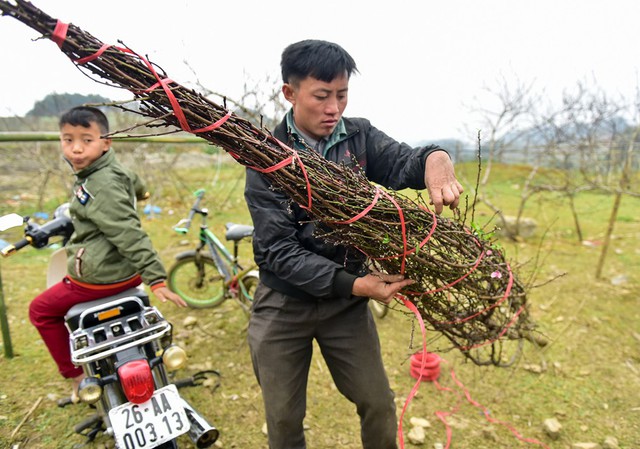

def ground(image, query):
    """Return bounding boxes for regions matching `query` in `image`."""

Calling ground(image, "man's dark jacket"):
[244,116,445,301]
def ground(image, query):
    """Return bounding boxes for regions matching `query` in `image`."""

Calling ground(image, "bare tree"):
[595,85,640,279]
[184,61,287,131]
[469,73,538,185]
[523,81,629,243]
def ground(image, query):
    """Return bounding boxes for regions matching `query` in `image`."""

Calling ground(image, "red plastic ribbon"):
[74,43,111,64]
[328,188,381,225]
[51,20,68,49]
[240,138,314,211]
[399,294,550,449]
[58,30,233,135]
[397,296,428,449]
[409,351,441,381]
[361,205,437,270]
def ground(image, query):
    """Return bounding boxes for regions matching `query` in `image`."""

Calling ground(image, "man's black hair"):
[59,106,109,134]
[281,39,358,85]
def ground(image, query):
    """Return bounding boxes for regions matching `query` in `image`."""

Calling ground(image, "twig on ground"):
[10,396,43,441]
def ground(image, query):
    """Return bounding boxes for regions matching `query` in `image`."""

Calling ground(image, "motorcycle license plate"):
[109,384,189,449]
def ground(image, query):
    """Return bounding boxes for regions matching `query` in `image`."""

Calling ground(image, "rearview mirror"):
[0,213,24,232]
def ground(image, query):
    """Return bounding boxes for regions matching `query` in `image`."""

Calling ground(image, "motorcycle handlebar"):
[0,238,30,258]
[1,214,73,258]
[31,216,74,247]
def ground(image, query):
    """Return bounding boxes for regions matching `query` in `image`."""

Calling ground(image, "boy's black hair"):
[59,106,109,134]
[281,39,358,85]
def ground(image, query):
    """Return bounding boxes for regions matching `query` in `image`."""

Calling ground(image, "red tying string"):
[397,297,427,449]
[380,190,408,274]
[74,43,111,64]
[409,351,441,381]
[192,110,233,133]
[398,294,550,449]
[241,140,314,211]
[122,51,233,134]
[449,370,551,447]
[52,26,232,135]
[404,249,485,298]
[329,188,381,225]
[360,205,437,271]
[51,20,69,48]
[51,20,68,49]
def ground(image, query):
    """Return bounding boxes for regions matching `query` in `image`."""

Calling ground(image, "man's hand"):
[153,286,188,308]
[424,151,464,214]
[352,271,414,304]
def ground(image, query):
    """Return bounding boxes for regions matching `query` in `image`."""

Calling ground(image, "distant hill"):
[412,138,473,162]
[26,93,112,117]
[411,115,636,164]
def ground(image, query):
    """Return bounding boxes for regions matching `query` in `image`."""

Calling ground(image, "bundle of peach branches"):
[1,0,542,366]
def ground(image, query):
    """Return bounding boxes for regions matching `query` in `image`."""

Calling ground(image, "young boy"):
[28,106,186,398]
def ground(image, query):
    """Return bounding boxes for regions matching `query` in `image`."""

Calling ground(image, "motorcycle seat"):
[65,287,150,332]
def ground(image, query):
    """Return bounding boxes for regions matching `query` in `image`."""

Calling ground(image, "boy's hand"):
[153,286,188,308]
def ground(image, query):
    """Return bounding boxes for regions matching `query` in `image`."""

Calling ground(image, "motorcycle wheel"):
[167,254,227,308]
[236,271,259,316]
[369,300,389,319]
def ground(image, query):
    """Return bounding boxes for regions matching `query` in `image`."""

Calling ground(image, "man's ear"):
[282,83,296,104]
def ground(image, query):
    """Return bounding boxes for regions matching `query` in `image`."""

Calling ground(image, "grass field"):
[0,155,639,449]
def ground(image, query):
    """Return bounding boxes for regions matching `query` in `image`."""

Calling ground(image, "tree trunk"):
[595,126,637,279]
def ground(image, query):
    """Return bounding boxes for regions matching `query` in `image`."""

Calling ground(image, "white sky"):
[1,0,639,145]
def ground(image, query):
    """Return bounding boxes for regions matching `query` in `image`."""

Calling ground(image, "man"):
[244,39,463,449]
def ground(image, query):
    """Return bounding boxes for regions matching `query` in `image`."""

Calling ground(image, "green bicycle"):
[167,189,259,314]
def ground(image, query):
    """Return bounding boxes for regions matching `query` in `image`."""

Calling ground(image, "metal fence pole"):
[0,263,14,358]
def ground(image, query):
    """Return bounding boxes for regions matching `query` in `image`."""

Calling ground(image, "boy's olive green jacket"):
[65,149,166,287]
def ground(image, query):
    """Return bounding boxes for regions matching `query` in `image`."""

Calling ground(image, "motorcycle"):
[0,205,219,449]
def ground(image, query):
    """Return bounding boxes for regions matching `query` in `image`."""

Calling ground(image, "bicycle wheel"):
[236,271,259,316]
[167,253,227,308]
[369,300,389,319]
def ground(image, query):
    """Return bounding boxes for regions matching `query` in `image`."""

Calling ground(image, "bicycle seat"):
[225,223,254,241]
[64,287,150,332]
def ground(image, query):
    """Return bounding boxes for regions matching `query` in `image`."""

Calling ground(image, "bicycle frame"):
[170,188,259,309]
[201,228,233,281]
[199,227,257,291]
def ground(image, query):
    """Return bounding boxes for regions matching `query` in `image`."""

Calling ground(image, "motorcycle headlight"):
[78,377,102,404]
[54,203,71,219]
[162,345,187,371]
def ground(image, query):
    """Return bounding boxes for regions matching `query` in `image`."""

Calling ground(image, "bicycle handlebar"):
[174,189,207,234]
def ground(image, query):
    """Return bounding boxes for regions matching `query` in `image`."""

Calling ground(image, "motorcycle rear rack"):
[70,303,171,365]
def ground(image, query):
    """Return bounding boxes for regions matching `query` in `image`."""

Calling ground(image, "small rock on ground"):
[602,436,620,449]
[407,425,426,445]
[571,443,602,449]
[543,417,562,440]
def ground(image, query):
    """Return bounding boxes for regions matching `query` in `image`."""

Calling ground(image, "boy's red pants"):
[29,275,142,378]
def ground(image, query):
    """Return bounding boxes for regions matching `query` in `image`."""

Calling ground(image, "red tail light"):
[118,359,155,404]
